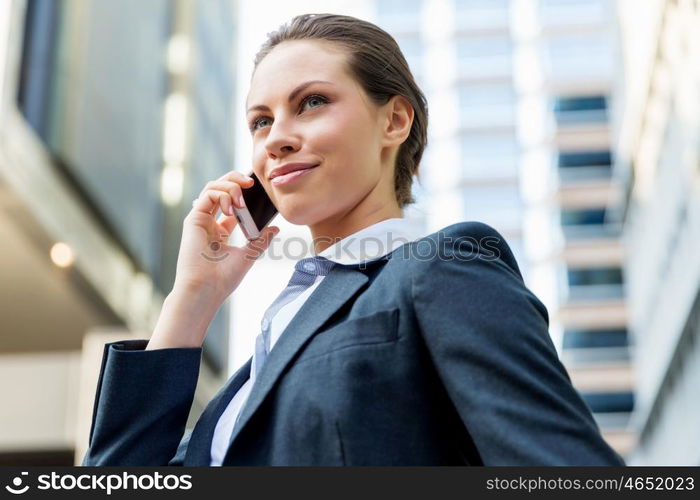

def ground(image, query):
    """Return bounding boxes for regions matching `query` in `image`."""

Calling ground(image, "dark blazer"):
[81,221,626,466]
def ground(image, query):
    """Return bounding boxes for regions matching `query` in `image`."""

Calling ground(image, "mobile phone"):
[232,170,278,240]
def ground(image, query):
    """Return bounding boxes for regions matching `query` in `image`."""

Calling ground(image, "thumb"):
[243,226,279,263]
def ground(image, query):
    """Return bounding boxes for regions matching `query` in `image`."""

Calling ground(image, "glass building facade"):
[0,0,237,464]
[16,0,235,374]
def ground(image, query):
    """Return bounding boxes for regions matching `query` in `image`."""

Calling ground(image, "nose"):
[264,117,301,159]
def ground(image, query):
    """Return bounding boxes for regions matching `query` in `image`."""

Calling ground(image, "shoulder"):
[406,220,549,326]
[406,220,523,281]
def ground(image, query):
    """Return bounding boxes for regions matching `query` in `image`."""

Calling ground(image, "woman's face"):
[246,40,400,232]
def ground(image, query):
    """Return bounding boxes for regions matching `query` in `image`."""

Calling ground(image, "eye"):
[300,94,328,111]
[250,116,272,133]
[250,94,328,132]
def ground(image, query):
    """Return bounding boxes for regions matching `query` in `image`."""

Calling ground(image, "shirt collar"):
[315,217,426,266]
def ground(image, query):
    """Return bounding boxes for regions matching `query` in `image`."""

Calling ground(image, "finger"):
[199,182,247,214]
[242,226,279,263]
[213,213,238,240]
[219,214,240,234]
[199,180,246,196]
[192,188,231,216]
[197,180,245,204]
[218,170,254,186]
[190,190,215,215]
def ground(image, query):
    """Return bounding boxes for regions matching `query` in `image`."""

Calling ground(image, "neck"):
[309,201,402,254]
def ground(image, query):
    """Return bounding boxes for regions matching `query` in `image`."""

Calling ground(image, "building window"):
[539,0,607,28]
[581,392,634,413]
[378,0,422,16]
[559,207,620,239]
[562,346,630,365]
[462,183,521,232]
[456,36,512,79]
[454,0,510,32]
[544,33,612,79]
[561,207,606,226]
[568,266,623,287]
[458,84,516,128]
[563,328,628,349]
[376,0,423,32]
[559,150,611,167]
[565,265,624,302]
[553,95,608,125]
[455,0,509,7]
[557,149,612,181]
[460,134,519,180]
[16,0,61,142]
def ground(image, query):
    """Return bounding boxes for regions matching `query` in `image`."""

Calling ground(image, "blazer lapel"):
[223,263,372,459]
[184,356,252,465]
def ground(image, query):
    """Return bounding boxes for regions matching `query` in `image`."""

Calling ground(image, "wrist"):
[171,278,221,301]
[147,285,223,350]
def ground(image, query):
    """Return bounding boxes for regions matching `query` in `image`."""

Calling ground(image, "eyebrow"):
[246,80,334,114]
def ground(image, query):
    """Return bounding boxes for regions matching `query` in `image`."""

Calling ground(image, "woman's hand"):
[174,169,279,301]
[146,170,278,350]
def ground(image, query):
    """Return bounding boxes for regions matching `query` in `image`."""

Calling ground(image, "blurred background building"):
[380,0,527,274]
[0,0,697,466]
[613,0,700,465]
[511,0,635,458]
[0,0,236,464]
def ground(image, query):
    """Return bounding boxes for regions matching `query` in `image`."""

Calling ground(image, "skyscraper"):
[514,0,635,457]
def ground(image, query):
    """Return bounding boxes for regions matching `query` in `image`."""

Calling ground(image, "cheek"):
[251,144,267,174]
[250,146,273,194]
[309,110,378,159]
[311,121,379,197]
[320,104,374,142]
[305,119,345,151]
[252,141,265,162]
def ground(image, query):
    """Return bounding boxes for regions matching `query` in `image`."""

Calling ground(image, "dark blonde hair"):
[253,13,428,209]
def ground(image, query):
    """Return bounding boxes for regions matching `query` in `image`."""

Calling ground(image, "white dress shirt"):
[210,217,427,465]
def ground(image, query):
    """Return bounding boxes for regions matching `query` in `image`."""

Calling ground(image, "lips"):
[270,165,319,186]
[269,163,319,180]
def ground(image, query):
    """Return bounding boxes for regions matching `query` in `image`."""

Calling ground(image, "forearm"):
[82,340,202,466]
[148,285,224,350]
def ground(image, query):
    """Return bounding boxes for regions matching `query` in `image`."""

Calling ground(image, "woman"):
[82,14,625,466]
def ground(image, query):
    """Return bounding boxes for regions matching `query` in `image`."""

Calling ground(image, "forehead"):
[247,40,353,106]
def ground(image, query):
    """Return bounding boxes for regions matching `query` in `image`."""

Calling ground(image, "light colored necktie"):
[232,255,337,436]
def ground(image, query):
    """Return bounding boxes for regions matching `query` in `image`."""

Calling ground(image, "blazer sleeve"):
[81,339,201,466]
[411,221,626,465]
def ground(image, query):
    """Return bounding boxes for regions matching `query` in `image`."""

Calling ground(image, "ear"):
[381,95,414,148]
